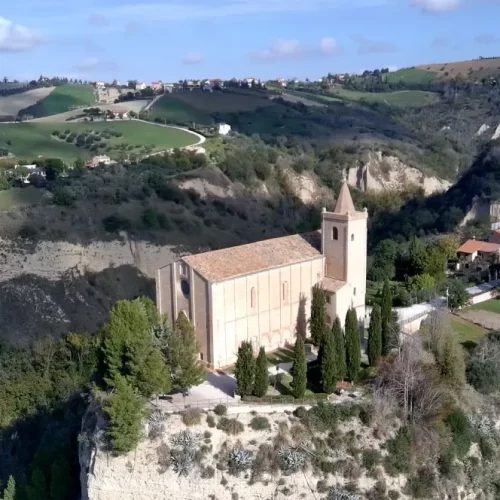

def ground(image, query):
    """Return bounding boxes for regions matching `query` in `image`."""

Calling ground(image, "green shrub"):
[293,406,307,419]
[445,409,471,458]
[181,408,202,427]
[206,415,216,428]
[213,404,227,416]
[384,427,413,475]
[102,213,132,232]
[200,465,215,479]
[250,416,270,431]
[217,417,244,435]
[388,490,400,500]
[316,480,328,493]
[204,430,212,439]
[408,466,436,498]
[53,186,77,206]
[362,449,382,470]
[479,437,495,461]
[437,446,456,478]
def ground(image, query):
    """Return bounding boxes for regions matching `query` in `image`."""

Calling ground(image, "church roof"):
[182,231,322,282]
[321,277,347,293]
[334,182,355,215]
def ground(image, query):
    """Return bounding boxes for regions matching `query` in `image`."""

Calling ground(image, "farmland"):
[383,67,436,84]
[19,84,97,118]
[0,87,55,117]
[417,57,500,79]
[328,88,439,107]
[0,121,200,163]
[149,89,273,125]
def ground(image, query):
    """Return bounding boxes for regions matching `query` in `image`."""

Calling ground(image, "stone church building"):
[156,183,368,368]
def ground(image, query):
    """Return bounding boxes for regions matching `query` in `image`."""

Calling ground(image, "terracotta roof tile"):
[321,277,346,293]
[457,240,500,254]
[182,231,322,282]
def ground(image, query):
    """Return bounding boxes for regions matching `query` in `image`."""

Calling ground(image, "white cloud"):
[0,16,40,52]
[182,53,204,65]
[320,37,341,55]
[352,35,397,55]
[252,39,305,60]
[474,33,500,45]
[410,0,461,12]
[76,57,116,73]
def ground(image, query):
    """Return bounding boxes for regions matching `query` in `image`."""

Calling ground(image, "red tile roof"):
[457,240,500,254]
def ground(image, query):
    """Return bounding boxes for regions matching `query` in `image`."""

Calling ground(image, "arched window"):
[351,234,355,241]
[250,287,256,309]
[332,226,338,240]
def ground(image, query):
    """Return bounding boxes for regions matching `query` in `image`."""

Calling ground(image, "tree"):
[170,313,206,392]
[253,347,269,397]
[235,341,255,397]
[310,285,327,346]
[321,330,337,393]
[43,158,65,181]
[345,308,361,382]
[2,476,15,500]
[136,349,171,397]
[407,273,436,292]
[408,236,428,276]
[26,467,47,500]
[447,280,470,311]
[50,458,71,500]
[332,317,347,380]
[425,246,447,282]
[105,376,143,455]
[74,157,85,169]
[290,339,307,398]
[367,305,382,367]
[381,280,393,355]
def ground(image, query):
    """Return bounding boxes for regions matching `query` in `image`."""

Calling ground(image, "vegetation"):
[253,347,269,398]
[381,280,393,355]
[332,317,347,381]
[235,341,255,397]
[321,328,337,394]
[367,305,382,366]
[290,340,307,398]
[310,285,327,346]
[344,309,361,382]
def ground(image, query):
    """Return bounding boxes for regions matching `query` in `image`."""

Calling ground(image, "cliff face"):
[347,151,451,195]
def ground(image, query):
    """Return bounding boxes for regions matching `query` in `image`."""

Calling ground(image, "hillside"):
[418,57,500,79]
[0,87,55,119]
[19,84,96,118]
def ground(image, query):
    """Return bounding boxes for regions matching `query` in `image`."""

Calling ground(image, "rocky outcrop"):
[347,151,451,195]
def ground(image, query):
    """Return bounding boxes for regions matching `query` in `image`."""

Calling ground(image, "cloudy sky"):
[1,0,499,82]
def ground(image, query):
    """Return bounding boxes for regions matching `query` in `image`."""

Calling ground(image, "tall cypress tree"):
[381,280,393,355]
[253,347,269,397]
[310,285,327,346]
[345,308,361,382]
[332,317,347,381]
[2,476,16,500]
[367,305,382,367]
[290,339,307,399]
[235,341,255,397]
[321,330,337,393]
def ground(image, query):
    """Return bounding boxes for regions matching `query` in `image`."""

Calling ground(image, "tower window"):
[180,262,188,276]
[282,281,289,303]
[332,227,339,240]
[353,287,357,296]
[351,234,355,241]
[250,287,256,309]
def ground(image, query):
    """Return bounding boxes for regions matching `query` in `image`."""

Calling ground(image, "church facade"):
[156,183,368,368]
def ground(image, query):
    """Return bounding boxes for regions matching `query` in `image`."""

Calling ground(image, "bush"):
[204,430,212,439]
[407,466,436,498]
[206,415,216,428]
[362,449,381,470]
[250,416,270,431]
[213,404,227,416]
[384,427,413,475]
[217,417,244,435]
[294,406,307,419]
[102,213,132,232]
[437,446,456,478]
[52,186,77,206]
[388,491,400,500]
[445,410,471,458]
[181,408,202,427]
[317,480,329,493]
[18,223,38,240]
[142,207,159,228]
[200,465,215,479]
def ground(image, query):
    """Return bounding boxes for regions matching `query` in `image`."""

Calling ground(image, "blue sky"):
[1,0,500,82]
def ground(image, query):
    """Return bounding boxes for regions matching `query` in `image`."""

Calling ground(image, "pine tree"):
[332,317,347,381]
[172,313,206,391]
[367,305,382,367]
[50,458,71,500]
[2,476,15,500]
[321,330,337,393]
[136,349,171,397]
[381,280,393,355]
[105,376,144,455]
[290,339,307,398]
[253,347,269,397]
[310,285,327,346]
[235,341,255,397]
[26,467,47,500]
[345,308,361,382]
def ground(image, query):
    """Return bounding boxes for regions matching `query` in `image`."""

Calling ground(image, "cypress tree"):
[367,305,382,367]
[345,308,361,382]
[50,458,71,500]
[332,317,347,381]
[2,476,16,500]
[290,339,307,399]
[235,341,255,397]
[253,347,269,397]
[310,285,327,346]
[381,279,393,355]
[321,330,337,393]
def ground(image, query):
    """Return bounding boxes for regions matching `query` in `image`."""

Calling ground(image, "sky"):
[1,0,500,82]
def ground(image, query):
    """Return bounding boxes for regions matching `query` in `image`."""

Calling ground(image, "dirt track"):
[0,87,55,116]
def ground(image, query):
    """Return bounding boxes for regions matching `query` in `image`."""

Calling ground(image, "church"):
[156,182,368,368]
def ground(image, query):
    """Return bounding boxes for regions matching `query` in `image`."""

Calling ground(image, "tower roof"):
[334,182,355,214]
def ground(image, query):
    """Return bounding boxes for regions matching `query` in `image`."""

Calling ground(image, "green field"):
[382,67,436,84]
[466,299,500,315]
[150,90,273,125]
[20,84,96,118]
[450,315,488,346]
[0,121,199,163]
[329,88,438,107]
[0,187,45,211]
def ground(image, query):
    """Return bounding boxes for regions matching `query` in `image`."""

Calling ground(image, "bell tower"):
[321,182,368,319]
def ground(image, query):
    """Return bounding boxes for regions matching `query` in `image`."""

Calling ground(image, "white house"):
[95,81,106,89]
[135,82,147,91]
[92,155,111,166]
[218,123,231,136]
[13,164,46,184]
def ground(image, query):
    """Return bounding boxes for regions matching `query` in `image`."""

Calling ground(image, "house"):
[218,123,231,136]
[13,164,45,184]
[156,183,367,368]
[457,238,500,264]
[95,81,106,89]
[86,155,112,168]
[163,83,174,93]
[109,109,129,119]
[135,82,147,91]
[151,81,163,93]
[211,79,224,89]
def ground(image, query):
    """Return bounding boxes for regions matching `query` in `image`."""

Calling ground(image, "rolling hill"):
[417,57,500,79]
[19,84,97,118]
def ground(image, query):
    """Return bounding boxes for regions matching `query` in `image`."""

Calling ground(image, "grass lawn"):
[0,187,45,211]
[0,121,199,163]
[383,67,436,84]
[21,84,96,117]
[450,315,488,348]
[466,298,500,315]
[267,348,294,365]
[329,88,438,108]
